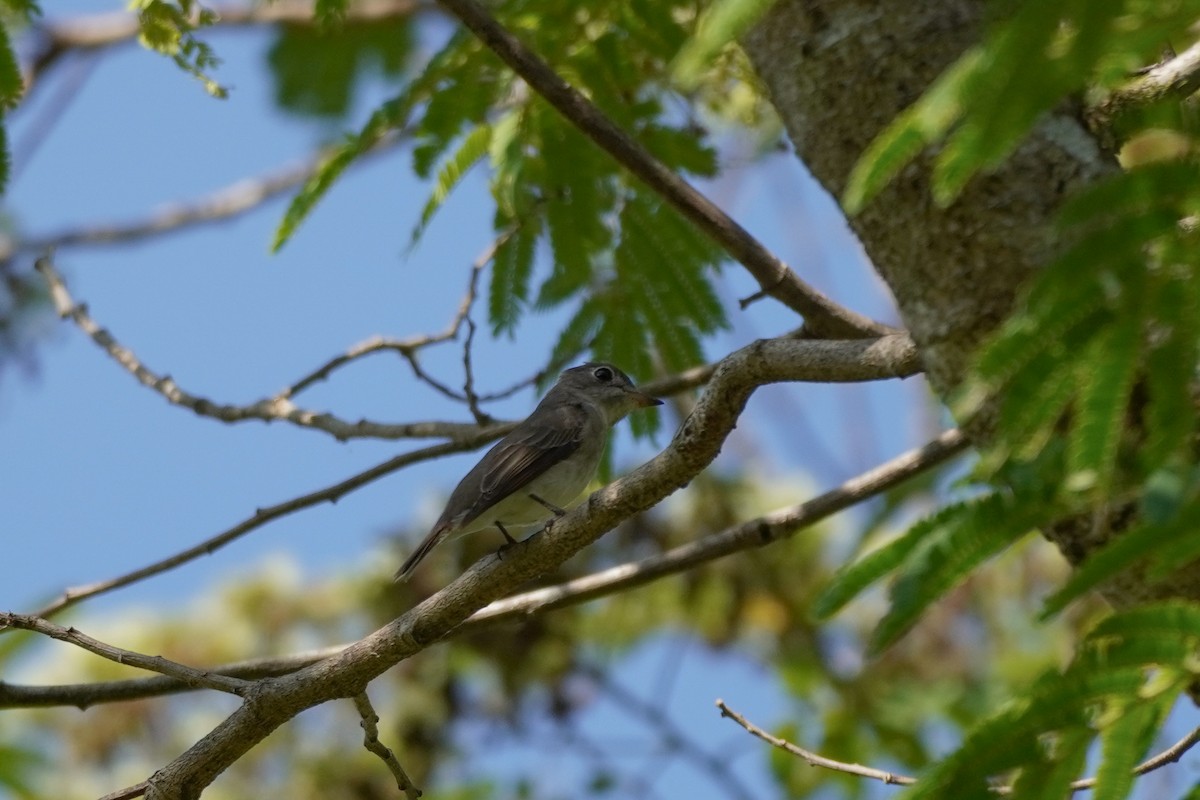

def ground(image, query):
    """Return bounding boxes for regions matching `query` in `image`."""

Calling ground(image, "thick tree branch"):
[0,613,249,696]
[716,700,1200,794]
[433,0,891,339]
[123,334,919,797]
[465,425,963,630]
[2,409,953,711]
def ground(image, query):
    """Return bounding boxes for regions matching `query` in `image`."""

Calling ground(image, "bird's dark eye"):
[592,366,614,383]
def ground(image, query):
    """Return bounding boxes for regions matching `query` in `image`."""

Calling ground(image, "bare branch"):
[460,318,492,423]
[275,232,497,404]
[26,428,511,621]
[0,613,249,696]
[465,425,965,629]
[352,691,423,798]
[2,406,950,710]
[1091,40,1200,150]
[716,700,1200,794]
[716,699,916,786]
[5,134,403,264]
[433,0,893,339]
[583,666,755,800]
[121,334,922,797]
[0,645,346,709]
[34,256,491,442]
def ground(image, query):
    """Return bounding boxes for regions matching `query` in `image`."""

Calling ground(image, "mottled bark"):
[745,0,1200,605]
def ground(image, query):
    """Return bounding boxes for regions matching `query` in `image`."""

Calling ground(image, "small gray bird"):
[394,362,662,582]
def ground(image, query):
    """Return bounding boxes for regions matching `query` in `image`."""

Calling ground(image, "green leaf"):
[1066,312,1141,496]
[871,492,1034,653]
[1093,698,1167,800]
[548,296,603,370]
[489,220,540,336]
[410,123,493,248]
[1040,505,1200,618]
[266,17,414,119]
[273,141,360,252]
[0,20,22,111]
[814,501,973,620]
[671,0,777,89]
[843,49,982,213]
[313,0,348,28]
[1006,727,1090,800]
[273,32,477,251]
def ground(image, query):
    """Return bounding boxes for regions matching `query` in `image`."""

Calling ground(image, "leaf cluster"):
[820,3,1200,797]
[133,0,226,99]
[844,1,1200,210]
[900,602,1200,800]
[273,1,741,384]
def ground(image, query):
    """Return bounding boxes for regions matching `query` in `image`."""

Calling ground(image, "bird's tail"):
[393,525,449,582]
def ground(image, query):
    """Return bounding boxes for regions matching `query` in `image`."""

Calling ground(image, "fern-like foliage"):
[274,1,736,393]
[844,1,1200,210]
[900,603,1200,800]
[132,0,226,99]
[815,491,1040,653]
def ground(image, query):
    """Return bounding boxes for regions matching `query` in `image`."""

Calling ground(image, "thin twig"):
[275,232,500,404]
[34,256,488,442]
[0,613,249,696]
[23,426,511,622]
[97,782,149,800]
[461,318,492,424]
[716,700,1200,794]
[716,700,916,786]
[434,0,892,339]
[583,666,755,800]
[3,423,953,709]
[352,691,423,798]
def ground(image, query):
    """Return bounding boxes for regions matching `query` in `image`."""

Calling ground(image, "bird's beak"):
[628,389,664,408]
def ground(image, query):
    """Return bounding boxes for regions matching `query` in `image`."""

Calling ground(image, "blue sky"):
[3,5,1151,799]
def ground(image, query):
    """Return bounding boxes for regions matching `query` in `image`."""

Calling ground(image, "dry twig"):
[352,691,422,798]
[716,700,1200,795]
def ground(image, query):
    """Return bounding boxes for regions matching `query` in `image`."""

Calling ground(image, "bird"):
[394,362,662,582]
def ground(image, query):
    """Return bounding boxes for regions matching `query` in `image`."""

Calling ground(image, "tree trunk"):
[745,0,1200,606]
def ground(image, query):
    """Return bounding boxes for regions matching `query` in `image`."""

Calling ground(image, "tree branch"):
[34,256,491,442]
[0,613,249,696]
[583,666,755,800]
[433,0,891,339]
[118,334,920,796]
[352,691,422,798]
[1090,39,1200,151]
[25,429,511,621]
[4,134,395,263]
[2,410,954,711]
[716,700,1200,794]
[272,231,495,404]
[30,266,918,622]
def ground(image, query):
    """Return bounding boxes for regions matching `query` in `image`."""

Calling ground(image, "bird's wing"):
[463,401,589,525]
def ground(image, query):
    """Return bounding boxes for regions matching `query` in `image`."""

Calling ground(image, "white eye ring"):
[592,366,614,383]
